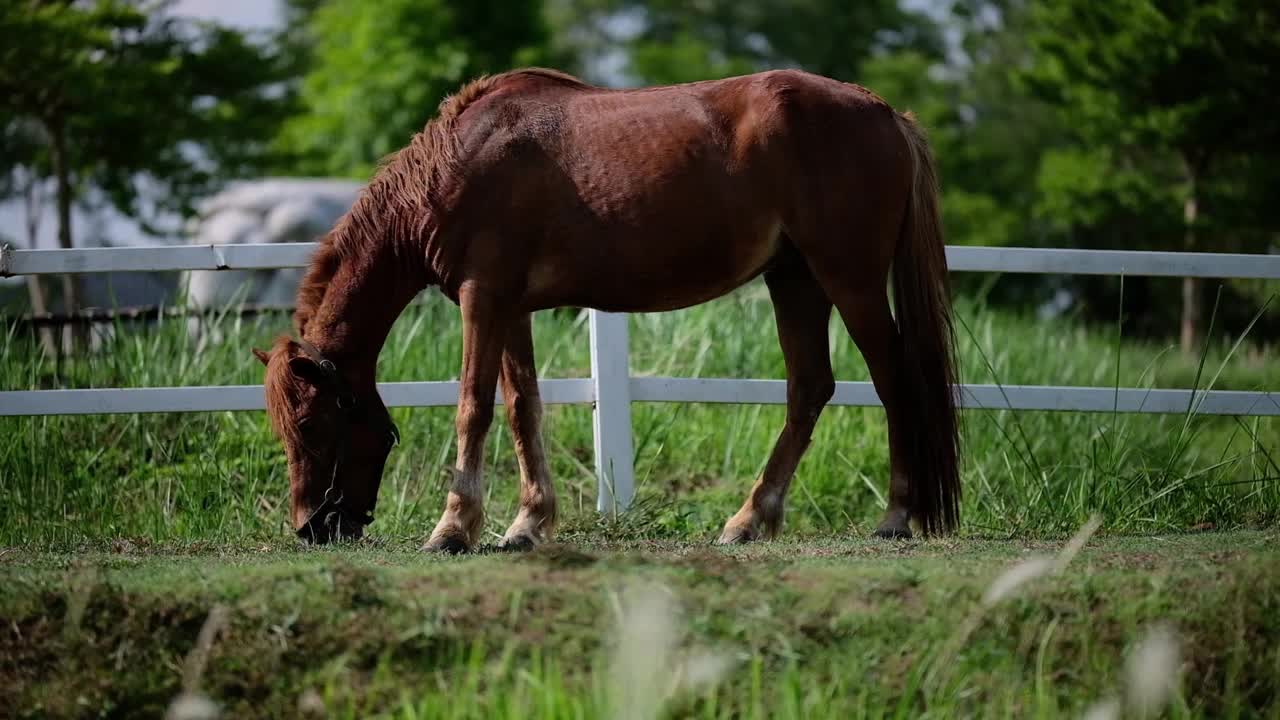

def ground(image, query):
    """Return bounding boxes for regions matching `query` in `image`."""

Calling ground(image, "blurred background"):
[3,0,1278,347]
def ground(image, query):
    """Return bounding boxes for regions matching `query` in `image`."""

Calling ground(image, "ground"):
[2,530,1277,719]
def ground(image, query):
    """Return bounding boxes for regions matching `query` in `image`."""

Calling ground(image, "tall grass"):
[2,281,1277,546]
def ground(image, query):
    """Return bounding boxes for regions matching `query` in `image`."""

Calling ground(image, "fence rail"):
[5,242,1280,278]
[0,379,595,416]
[3,379,1276,418]
[3,240,1278,510]
[4,303,295,327]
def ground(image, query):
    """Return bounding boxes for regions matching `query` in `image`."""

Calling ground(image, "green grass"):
[2,284,1278,546]
[1,532,1277,718]
[3,288,1279,717]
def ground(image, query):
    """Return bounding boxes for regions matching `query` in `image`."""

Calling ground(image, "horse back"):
[452,68,904,197]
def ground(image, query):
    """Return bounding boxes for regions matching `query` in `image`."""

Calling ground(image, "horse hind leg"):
[844,293,914,538]
[806,266,914,538]
[718,250,834,544]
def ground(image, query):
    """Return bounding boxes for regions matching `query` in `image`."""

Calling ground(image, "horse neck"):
[302,247,426,388]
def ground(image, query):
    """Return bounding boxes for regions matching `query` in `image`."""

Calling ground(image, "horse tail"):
[891,111,961,535]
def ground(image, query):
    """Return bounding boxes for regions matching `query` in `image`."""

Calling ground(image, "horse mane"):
[292,68,586,337]
[263,334,307,449]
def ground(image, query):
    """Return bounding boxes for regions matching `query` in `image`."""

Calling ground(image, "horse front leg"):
[497,313,557,550]
[719,253,834,543]
[424,285,511,553]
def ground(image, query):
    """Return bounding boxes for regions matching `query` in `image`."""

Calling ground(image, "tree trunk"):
[1179,160,1200,355]
[47,117,80,354]
[21,173,57,356]
[24,278,57,355]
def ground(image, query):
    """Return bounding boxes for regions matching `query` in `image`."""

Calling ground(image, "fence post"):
[588,310,636,513]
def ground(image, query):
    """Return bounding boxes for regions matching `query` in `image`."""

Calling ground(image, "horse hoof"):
[716,525,755,545]
[497,534,537,552]
[872,526,912,540]
[422,534,470,554]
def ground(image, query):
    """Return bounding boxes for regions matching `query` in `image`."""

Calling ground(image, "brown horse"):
[253,68,959,550]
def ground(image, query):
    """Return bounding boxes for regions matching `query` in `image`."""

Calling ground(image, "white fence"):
[3,241,1280,511]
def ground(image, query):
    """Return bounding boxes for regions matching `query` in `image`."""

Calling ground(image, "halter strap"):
[295,337,355,408]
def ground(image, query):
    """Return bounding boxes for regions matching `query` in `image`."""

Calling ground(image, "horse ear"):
[252,348,271,366]
[287,355,327,385]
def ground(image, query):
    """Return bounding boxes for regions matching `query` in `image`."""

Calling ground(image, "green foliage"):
[1017,0,1280,338]
[1033,148,1182,248]
[0,0,293,229]
[550,0,941,86]
[278,0,558,178]
[1026,0,1280,156]
[1024,0,1280,250]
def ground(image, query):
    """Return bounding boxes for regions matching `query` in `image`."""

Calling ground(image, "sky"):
[170,0,283,29]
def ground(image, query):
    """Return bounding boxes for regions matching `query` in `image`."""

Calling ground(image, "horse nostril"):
[296,520,332,544]
[296,511,365,544]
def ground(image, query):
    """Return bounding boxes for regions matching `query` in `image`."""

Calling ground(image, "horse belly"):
[530,216,784,313]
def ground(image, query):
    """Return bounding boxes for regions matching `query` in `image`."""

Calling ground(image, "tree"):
[278,0,559,178]
[548,0,941,86]
[0,118,57,354]
[1024,0,1280,350]
[0,0,293,347]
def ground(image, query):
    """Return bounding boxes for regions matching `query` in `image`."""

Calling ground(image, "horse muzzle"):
[295,508,371,544]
